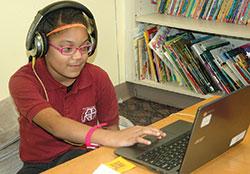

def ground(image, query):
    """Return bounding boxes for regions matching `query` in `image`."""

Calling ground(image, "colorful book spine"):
[234,0,247,24]
[193,0,203,18]
[226,0,239,22]
[206,0,218,20]
[158,0,168,14]
[172,0,182,16]
[177,0,187,16]
[144,29,158,82]
[201,0,214,19]
[185,0,195,17]
[164,0,172,14]
[222,0,235,22]
[216,0,228,21]
[169,43,203,93]
[198,0,209,18]
[212,0,224,20]
[229,0,242,23]
[241,2,250,24]
[190,0,200,18]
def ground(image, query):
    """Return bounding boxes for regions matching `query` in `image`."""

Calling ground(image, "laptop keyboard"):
[136,133,190,171]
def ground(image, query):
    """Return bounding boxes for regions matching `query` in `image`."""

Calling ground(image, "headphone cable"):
[32,57,49,102]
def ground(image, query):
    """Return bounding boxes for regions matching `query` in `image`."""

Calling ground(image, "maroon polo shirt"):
[9,58,119,163]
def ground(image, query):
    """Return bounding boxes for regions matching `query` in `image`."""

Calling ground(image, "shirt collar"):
[34,58,94,92]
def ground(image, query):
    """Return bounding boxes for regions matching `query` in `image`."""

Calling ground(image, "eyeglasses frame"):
[48,42,93,56]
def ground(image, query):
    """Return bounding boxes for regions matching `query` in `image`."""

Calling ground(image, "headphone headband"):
[26,1,97,58]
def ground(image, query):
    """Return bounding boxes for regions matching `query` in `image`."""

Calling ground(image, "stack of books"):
[134,24,250,95]
[154,0,250,25]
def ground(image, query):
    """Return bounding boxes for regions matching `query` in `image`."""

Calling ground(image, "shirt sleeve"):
[9,72,51,123]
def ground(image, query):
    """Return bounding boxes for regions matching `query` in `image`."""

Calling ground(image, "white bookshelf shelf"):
[127,79,217,99]
[136,14,250,40]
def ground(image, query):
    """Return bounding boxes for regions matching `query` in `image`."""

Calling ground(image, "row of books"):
[154,0,250,25]
[134,24,250,95]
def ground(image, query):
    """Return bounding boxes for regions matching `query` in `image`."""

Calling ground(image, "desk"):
[42,96,250,174]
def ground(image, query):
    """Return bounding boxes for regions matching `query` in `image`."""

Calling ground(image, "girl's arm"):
[33,107,166,147]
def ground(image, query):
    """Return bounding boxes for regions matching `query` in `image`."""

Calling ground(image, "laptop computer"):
[114,86,250,174]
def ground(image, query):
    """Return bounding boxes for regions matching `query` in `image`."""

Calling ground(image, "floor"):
[118,97,182,126]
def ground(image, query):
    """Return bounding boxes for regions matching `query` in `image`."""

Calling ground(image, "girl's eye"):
[62,47,74,54]
[80,47,87,52]
[80,45,92,53]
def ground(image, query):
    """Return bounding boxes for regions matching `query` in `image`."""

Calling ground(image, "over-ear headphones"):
[26,0,98,61]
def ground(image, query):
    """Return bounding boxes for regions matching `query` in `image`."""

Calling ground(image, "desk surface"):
[42,96,250,174]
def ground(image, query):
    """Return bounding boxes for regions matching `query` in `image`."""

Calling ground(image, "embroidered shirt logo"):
[81,106,97,123]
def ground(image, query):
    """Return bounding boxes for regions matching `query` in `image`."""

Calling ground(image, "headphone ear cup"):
[28,32,47,61]
[88,34,96,56]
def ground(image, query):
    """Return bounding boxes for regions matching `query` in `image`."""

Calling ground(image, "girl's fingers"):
[136,136,152,145]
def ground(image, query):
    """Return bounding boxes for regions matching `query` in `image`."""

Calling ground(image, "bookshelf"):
[124,0,250,101]
[136,14,250,40]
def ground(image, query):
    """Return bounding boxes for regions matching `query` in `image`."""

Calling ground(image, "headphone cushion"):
[40,32,48,57]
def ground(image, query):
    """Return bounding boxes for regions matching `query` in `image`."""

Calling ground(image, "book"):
[201,39,237,93]
[202,50,233,94]
[193,0,204,18]
[183,0,193,17]
[149,29,162,82]
[165,32,205,92]
[240,2,250,24]
[133,36,140,80]
[185,0,195,17]
[239,0,250,24]
[222,0,235,22]
[180,0,190,16]
[169,40,202,93]
[212,0,224,20]
[235,43,250,72]
[153,52,164,83]
[206,0,218,20]
[172,0,182,16]
[151,0,158,4]
[201,0,214,19]
[200,38,231,51]
[190,0,200,18]
[198,0,210,19]
[163,33,193,88]
[167,0,176,15]
[191,37,227,92]
[156,0,163,13]
[163,44,185,86]
[191,34,215,44]
[223,46,250,86]
[234,0,247,24]
[158,0,168,13]
[210,44,243,89]
[148,26,180,74]
[137,37,148,80]
[164,0,173,14]
[177,0,187,16]
[225,0,239,22]
[172,37,210,94]
[144,26,159,82]
[216,0,229,21]
[228,0,241,23]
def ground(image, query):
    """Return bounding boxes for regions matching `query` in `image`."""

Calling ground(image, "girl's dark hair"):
[37,8,88,36]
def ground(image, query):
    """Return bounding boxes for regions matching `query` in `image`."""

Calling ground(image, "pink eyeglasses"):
[48,42,93,56]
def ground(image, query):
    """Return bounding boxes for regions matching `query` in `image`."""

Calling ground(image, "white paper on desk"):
[93,164,121,174]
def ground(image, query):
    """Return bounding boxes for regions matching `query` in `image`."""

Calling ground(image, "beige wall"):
[0,0,126,100]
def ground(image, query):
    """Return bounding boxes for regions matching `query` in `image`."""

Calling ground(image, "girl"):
[9,1,165,173]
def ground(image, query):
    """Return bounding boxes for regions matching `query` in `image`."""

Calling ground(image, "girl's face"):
[45,27,89,86]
